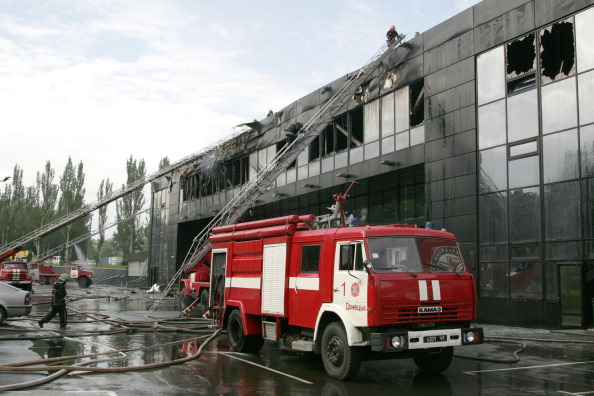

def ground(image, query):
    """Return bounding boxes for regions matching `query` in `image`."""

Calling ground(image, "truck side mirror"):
[364,259,373,271]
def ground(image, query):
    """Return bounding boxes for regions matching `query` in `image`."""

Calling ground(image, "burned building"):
[149,0,594,329]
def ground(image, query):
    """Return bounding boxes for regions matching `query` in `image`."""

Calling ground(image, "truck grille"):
[380,301,473,324]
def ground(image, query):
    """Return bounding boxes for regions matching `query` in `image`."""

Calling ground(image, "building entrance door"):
[558,263,584,328]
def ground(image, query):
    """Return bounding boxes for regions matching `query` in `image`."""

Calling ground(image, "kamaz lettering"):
[418,306,443,313]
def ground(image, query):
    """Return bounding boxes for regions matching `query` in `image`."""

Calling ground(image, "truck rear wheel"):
[38,277,47,285]
[412,346,453,373]
[49,277,57,285]
[227,309,264,353]
[321,322,361,380]
[77,276,91,288]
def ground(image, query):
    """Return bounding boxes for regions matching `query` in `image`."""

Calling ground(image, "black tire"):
[78,276,89,288]
[413,347,454,373]
[179,288,195,312]
[38,277,47,285]
[199,289,208,307]
[227,309,264,353]
[321,322,361,380]
[49,277,57,285]
[0,306,6,325]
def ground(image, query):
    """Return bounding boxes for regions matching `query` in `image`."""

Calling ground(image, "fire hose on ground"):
[0,307,221,392]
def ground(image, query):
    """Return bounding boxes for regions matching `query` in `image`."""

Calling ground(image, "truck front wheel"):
[227,309,264,353]
[321,322,361,380]
[412,346,453,373]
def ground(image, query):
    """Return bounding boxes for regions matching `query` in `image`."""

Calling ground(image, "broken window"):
[540,18,575,85]
[335,114,349,152]
[309,135,320,162]
[320,124,334,157]
[409,79,424,127]
[506,33,536,93]
[350,107,364,148]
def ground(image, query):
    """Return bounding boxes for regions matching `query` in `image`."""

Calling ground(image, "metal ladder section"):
[31,207,150,264]
[145,38,404,317]
[0,128,251,258]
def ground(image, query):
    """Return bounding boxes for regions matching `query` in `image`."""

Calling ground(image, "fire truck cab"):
[208,215,483,380]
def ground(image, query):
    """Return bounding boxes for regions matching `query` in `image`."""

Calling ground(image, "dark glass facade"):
[150,0,594,328]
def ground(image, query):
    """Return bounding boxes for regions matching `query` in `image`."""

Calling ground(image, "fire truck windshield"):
[367,237,465,273]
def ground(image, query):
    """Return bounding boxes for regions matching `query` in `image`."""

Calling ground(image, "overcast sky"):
[0,0,479,204]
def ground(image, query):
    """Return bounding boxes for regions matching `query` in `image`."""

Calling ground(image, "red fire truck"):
[0,261,33,292]
[179,255,210,315]
[206,204,483,379]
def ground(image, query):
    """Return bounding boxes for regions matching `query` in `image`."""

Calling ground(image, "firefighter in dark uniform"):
[285,122,303,145]
[386,25,399,43]
[38,273,69,329]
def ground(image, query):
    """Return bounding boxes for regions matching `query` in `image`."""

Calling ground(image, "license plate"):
[424,335,447,343]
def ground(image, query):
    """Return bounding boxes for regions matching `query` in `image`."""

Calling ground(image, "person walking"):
[38,273,69,329]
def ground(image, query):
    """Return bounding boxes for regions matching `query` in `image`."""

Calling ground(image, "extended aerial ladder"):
[0,128,252,258]
[30,207,150,264]
[146,37,408,316]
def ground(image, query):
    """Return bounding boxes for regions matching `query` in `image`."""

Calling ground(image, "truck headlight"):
[465,331,481,343]
[391,335,405,348]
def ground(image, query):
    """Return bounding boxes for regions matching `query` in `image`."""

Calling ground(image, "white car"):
[0,281,32,325]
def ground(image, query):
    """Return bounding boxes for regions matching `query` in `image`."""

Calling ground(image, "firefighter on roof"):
[386,25,399,43]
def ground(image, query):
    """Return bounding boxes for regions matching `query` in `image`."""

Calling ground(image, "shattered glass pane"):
[543,129,578,183]
[541,77,577,134]
[477,46,505,105]
[478,99,506,149]
[507,89,538,142]
[507,33,536,78]
[576,7,594,72]
[540,18,576,84]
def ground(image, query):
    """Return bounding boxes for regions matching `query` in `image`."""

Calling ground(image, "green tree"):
[158,157,171,170]
[114,156,146,256]
[97,177,113,262]
[0,166,25,245]
[58,157,89,262]
[35,162,59,255]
